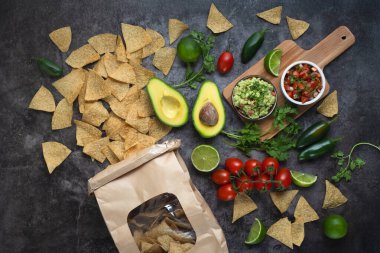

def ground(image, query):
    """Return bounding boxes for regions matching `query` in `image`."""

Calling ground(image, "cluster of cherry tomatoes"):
[211,157,292,201]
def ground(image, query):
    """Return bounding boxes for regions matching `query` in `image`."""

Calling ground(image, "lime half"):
[291,170,318,187]
[245,218,266,245]
[191,145,220,172]
[264,49,282,76]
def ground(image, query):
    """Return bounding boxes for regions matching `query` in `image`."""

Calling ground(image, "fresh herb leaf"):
[331,142,379,182]
[222,105,300,161]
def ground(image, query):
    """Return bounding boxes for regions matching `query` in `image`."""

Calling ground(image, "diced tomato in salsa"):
[284,63,322,103]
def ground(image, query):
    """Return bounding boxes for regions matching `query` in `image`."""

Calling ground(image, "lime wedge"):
[264,49,282,76]
[291,170,318,187]
[245,218,266,245]
[191,145,220,172]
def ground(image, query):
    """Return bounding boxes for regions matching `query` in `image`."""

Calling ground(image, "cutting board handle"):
[305,26,355,68]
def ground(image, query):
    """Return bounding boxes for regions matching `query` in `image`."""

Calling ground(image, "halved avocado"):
[192,81,226,138]
[147,78,189,127]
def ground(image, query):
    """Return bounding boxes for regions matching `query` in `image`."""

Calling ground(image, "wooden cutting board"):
[223,26,355,140]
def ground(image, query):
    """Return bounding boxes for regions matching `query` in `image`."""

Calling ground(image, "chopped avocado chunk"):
[192,81,225,138]
[147,78,189,127]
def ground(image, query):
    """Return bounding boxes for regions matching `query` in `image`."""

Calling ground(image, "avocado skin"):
[146,77,189,127]
[192,80,226,138]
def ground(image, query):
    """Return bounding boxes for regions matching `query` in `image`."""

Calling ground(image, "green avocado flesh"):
[192,81,226,138]
[147,78,189,127]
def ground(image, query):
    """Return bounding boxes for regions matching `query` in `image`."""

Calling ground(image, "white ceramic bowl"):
[280,60,326,106]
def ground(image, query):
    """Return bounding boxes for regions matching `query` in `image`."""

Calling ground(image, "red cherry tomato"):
[254,174,272,191]
[217,51,234,74]
[217,183,237,201]
[236,175,255,192]
[211,169,231,185]
[244,159,262,177]
[274,168,292,190]
[225,157,244,175]
[262,157,280,176]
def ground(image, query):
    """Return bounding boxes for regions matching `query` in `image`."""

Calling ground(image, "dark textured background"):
[1,0,379,252]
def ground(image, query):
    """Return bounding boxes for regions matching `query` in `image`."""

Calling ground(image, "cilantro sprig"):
[222,105,301,161]
[331,142,380,182]
[172,31,216,89]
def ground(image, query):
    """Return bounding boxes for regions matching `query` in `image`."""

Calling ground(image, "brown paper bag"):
[88,139,228,253]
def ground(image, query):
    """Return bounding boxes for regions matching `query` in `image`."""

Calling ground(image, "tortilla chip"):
[157,235,175,252]
[127,48,143,60]
[294,196,319,223]
[52,99,73,130]
[108,141,125,160]
[65,44,100,68]
[82,101,109,127]
[105,78,130,101]
[129,62,155,88]
[152,47,176,75]
[115,36,128,62]
[83,137,110,163]
[141,241,154,252]
[103,53,121,76]
[85,70,111,101]
[103,95,129,119]
[102,112,126,138]
[286,16,310,40]
[168,19,189,44]
[168,242,184,253]
[323,180,348,209]
[207,3,233,33]
[121,23,152,53]
[53,68,85,103]
[74,120,102,146]
[145,244,164,253]
[88,33,117,55]
[142,29,165,58]
[93,56,108,78]
[125,106,150,134]
[122,127,139,150]
[180,243,193,251]
[256,6,282,25]
[148,119,171,140]
[270,190,299,213]
[267,217,293,249]
[78,72,88,113]
[49,26,71,52]
[291,221,305,247]
[102,146,119,164]
[317,90,338,117]
[137,90,154,117]
[108,62,136,83]
[232,192,257,223]
[29,85,55,112]
[42,142,71,174]
[125,133,156,158]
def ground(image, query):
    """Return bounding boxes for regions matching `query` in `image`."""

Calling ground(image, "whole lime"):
[323,214,348,239]
[177,36,201,63]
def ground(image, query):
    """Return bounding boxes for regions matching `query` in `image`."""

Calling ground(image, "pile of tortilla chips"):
[30,20,194,172]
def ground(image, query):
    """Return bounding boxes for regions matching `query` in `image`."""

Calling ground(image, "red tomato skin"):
[217,52,234,74]
[225,157,244,175]
[237,175,255,192]
[244,159,262,177]
[211,169,231,185]
[274,168,292,190]
[262,157,280,176]
[217,183,237,201]
[254,174,272,191]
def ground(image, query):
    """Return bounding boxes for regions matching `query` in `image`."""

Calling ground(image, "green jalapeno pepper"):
[298,138,341,161]
[33,57,63,77]
[296,117,337,149]
[241,29,267,64]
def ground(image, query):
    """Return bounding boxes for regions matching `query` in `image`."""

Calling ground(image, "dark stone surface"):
[1,0,379,252]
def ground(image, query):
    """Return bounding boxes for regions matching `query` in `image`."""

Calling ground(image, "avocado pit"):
[199,102,219,126]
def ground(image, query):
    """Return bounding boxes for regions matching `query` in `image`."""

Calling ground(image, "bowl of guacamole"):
[232,75,277,120]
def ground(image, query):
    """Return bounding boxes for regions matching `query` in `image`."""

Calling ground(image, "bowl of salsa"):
[280,60,326,105]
